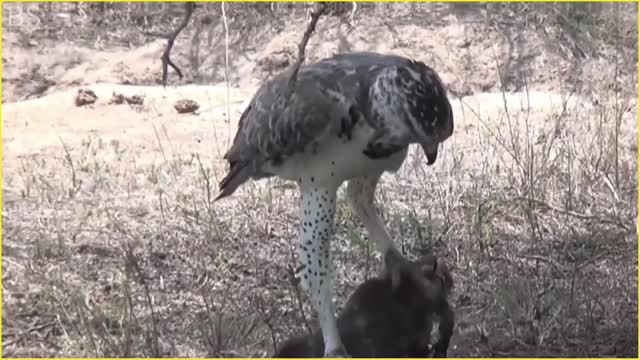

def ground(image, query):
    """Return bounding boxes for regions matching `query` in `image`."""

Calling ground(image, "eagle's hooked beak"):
[421,142,438,165]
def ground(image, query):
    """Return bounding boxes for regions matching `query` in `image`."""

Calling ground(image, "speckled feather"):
[216,51,454,200]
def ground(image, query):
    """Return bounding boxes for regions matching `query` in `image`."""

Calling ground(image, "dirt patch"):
[2,2,638,358]
[3,3,637,104]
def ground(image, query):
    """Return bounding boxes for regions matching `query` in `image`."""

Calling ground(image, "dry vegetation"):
[2,2,638,358]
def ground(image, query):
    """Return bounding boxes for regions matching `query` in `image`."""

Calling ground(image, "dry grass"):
[3,85,636,358]
[2,2,638,358]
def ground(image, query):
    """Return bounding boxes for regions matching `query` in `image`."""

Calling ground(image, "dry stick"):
[254,295,279,354]
[221,1,232,149]
[287,263,312,335]
[198,289,220,355]
[277,1,328,336]
[349,1,357,24]
[518,254,564,277]
[59,137,78,194]
[122,269,135,357]
[124,243,161,357]
[284,2,329,101]
[512,196,630,231]
[152,123,168,163]
[612,2,621,190]
[145,2,195,87]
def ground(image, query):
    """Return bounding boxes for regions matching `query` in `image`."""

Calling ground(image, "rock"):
[174,99,199,114]
[109,92,125,104]
[109,92,144,106]
[75,89,98,107]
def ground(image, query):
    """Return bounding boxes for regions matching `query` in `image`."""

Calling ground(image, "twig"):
[349,1,357,26]
[281,206,312,335]
[198,289,221,356]
[195,154,213,211]
[152,123,168,163]
[59,137,78,195]
[63,293,100,356]
[221,1,232,146]
[2,319,58,347]
[146,2,196,87]
[124,242,161,357]
[518,254,564,277]
[158,190,167,225]
[287,263,312,335]
[512,196,630,231]
[122,268,135,357]
[254,295,278,355]
[285,2,329,101]
[601,174,620,202]
[612,2,621,191]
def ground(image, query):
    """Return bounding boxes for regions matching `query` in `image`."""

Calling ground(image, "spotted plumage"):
[215,51,454,357]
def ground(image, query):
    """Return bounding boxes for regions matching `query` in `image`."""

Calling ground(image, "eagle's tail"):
[215,162,252,201]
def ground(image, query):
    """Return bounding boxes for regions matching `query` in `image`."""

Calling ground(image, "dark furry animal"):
[274,254,455,358]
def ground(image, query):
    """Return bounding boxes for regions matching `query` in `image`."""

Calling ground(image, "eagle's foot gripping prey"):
[383,248,443,300]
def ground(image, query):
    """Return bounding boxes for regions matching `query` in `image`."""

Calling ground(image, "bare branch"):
[349,1,357,26]
[285,2,329,100]
[124,242,161,357]
[145,2,196,87]
[287,263,312,335]
[58,137,79,196]
[512,196,631,231]
[222,1,232,140]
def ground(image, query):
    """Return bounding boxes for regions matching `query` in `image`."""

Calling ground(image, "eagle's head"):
[366,56,454,164]
[396,60,454,165]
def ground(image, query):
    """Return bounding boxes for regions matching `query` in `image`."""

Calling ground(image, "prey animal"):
[274,254,455,358]
[215,51,454,357]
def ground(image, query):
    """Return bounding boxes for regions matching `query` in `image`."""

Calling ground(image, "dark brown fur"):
[274,255,455,358]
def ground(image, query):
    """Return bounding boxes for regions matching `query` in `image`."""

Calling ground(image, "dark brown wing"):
[216,67,352,200]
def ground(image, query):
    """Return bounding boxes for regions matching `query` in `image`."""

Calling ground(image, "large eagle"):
[215,51,454,357]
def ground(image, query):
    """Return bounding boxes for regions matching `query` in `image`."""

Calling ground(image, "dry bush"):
[485,2,638,56]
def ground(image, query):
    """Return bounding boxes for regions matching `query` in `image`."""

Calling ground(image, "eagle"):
[215,51,454,357]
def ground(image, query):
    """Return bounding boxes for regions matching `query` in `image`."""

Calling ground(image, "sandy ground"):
[2,2,638,358]
[2,83,590,170]
[3,84,252,171]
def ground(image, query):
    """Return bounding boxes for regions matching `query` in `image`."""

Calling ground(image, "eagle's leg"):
[347,173,421,288]
[297,184,348,357]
